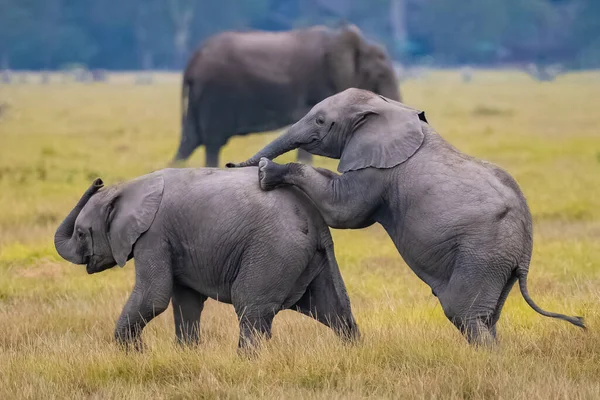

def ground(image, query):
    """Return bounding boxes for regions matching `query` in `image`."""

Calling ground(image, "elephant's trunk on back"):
[54,178,104,264]
[226,127,301,168]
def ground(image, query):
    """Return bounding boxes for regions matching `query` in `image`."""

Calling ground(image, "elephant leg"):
[114,251,173,351]
[296,148,313,164]
[437,259,511,347]
[172,283,207,346]
[173,128,201,164]
[292,252,359,341]
[205,143,220,167]
[234,302,279,351]
[488,273,518,338]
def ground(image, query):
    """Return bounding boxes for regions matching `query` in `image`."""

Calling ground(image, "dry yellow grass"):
[0,70,599,399]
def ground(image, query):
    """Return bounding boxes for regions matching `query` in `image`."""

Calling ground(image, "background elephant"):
[54,168,358,350]
[228,88,585,345]
[173,24,401,167]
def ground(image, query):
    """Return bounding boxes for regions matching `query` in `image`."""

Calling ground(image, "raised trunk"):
[54,179,104,264]
[226,127,302,168]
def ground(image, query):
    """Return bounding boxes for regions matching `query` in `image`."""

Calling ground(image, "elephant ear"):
[107,173,164,267]
[338,97,427,173]
[326,25,362,92]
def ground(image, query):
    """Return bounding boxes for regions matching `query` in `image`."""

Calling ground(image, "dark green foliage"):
[0,0,598,70]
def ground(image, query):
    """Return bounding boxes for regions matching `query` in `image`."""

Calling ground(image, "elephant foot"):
[258,157,288,191]
[116,337,146,353]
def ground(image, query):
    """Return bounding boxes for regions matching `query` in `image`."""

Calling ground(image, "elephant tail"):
[516,269,586,329]
[181,79,191,127]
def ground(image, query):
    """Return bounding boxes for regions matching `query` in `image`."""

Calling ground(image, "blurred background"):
[1,0,599,72]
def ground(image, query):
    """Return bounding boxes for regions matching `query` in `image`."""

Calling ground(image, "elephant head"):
[54,173,164,273]
[326,25,401,101]
[227,88,426,172]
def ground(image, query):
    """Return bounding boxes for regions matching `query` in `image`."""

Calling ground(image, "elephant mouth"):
[86,256,117,274]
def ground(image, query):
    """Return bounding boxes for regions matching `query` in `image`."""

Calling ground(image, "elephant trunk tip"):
[93,178,104,188]
[226,161,255,168]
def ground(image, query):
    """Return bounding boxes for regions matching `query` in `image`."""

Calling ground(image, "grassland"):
[0,70,599,399]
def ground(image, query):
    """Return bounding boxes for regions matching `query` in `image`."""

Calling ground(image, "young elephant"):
[228,88,585,345]
[54,168,358,350]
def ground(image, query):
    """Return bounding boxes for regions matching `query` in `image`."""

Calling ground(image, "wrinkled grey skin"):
[173,24,400,167]
[54,168,358,351]
[228,88,585,345]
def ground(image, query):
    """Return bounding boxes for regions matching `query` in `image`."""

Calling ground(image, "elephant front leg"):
[114,253,173,351]
[258,158,381,229]
[172,283,207,346]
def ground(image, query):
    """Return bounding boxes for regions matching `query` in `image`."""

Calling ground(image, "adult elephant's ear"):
[107,173,164,267]
[326,24,362,92]
[338,98,426,173]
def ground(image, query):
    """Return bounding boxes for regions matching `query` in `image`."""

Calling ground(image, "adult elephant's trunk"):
[226,124,304,168]
[54,178,104,264]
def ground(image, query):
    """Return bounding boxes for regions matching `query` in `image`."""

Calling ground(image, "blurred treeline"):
[1,0,599,70]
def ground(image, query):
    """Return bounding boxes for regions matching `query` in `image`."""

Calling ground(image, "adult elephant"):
[173,24,401,167]
[54,168,358,351]
[228,88,585,345]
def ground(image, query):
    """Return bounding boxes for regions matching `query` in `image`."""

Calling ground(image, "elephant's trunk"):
[226,126,302,168]
[54,178,104,264]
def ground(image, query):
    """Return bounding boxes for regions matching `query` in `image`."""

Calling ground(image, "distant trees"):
[0,0,598,70]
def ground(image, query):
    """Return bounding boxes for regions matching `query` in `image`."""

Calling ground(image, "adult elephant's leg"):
[172,283,207,346]
[296,148,313,164]
[437,255,512,346]
[114,250,173,351]
[205,143,221,167]
[292,252,359,341]
[173,122,201,164]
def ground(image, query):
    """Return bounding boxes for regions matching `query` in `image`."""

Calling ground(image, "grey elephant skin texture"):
[54,168,358,351]
[173,24,401,168]
[228,88,585,345]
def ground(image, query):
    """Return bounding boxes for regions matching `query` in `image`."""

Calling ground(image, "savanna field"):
[0,70,599,399]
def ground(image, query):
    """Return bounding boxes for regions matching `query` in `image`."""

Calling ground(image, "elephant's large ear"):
[326,25,362,91]
[107,173,164,267]
[338,97,426,173]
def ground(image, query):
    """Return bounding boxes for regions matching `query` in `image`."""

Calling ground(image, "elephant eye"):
[316,115,325,126]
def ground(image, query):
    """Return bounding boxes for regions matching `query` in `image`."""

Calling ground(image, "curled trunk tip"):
[54,178,105,263]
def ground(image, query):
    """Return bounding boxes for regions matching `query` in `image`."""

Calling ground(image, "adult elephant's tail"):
[181,79,190,127]
[516,269,586,329]
[171,78,200,164]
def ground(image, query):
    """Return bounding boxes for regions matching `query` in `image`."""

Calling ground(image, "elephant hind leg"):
[488,273,518,338]
[438,260,513,346]
[205,143,221,167]
[172,283,207,346]
[234,302,279,352]
[173,131,201,164]
[292,251,359,341]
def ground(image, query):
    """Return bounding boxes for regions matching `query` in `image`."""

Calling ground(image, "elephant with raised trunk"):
[54,168,358,351]
[228,88,585,345]
[173,24,401,167]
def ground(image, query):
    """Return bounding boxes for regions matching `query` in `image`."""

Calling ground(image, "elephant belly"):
[201,83,302,138]
[171,245,244,304]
